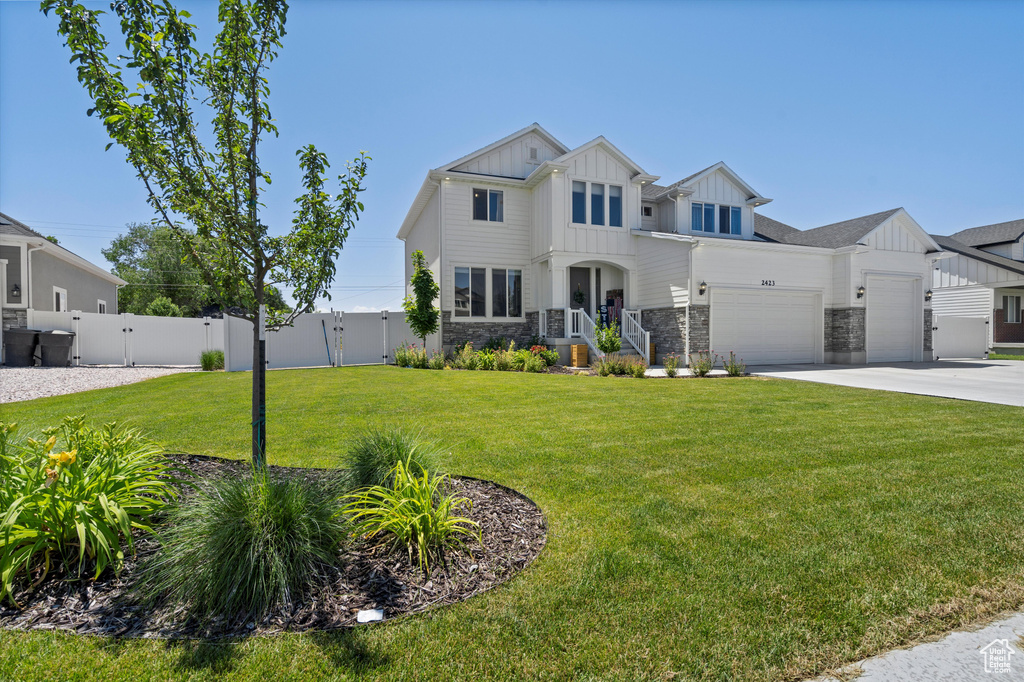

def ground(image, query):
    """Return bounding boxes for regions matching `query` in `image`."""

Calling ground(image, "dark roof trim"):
[931,234,1024,278]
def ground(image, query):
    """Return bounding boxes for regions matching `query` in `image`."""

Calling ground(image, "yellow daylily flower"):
[43,435,57,454]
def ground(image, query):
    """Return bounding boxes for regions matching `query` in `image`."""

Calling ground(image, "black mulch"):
[0,454,547,639]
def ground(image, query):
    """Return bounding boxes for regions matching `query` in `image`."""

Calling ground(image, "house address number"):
[761,279,776,286]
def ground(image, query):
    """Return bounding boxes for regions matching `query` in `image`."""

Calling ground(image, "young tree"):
[402,250,439,348]
[44,0,368,469]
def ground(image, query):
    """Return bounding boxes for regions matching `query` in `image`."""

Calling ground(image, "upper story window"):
[472,188,504,222]
[692,202,741,235]
[571,181,623,227]
[1004,295,1021,324]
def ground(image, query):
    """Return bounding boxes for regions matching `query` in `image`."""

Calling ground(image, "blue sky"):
[2,0,1022,311]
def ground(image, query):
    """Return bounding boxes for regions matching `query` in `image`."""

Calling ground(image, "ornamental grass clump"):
[199,349,225,371]
[343,428,442,491]
[0,417,183,605]
[137,470,348,623]
[344,459,480,573]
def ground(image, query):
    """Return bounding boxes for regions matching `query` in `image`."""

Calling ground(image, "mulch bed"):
[0,455,547,639]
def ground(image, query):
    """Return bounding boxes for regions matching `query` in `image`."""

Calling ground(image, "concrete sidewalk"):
[748,360,1024,407]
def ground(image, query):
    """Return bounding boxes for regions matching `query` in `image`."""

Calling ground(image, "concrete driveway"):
[748,359,1024,406]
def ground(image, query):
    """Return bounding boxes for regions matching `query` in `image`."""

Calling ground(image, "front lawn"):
[1,367,1022,681]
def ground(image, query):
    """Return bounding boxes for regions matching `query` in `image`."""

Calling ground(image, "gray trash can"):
[3,328,41,367]
[38,330,76,367]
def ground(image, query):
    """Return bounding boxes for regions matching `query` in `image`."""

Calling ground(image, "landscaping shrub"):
[663,353,680,378]
[482,336,511,352]
[409,346,429,369]
[477,349,496,370]
[723,351,746,377]
[344,459,480,572]
[200,349,225,371]
[630,360,647,378]
[689,351,718,377]
[453,343,479,370]
[532,345,560,367]
[594,318,622,354]
[0,417,182,604]
[393,343,412,367]
[591,353,646,377]
[523,353,547,373]
[493,348,513,372]
[428,350,446,370]
[342,428,442,491]
[137,470,347,623]
[510,347,532,371]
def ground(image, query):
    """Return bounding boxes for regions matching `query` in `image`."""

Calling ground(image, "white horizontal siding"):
[931,286,993,317]
[404,189,440,299]
[641,203,657,231]
[636,237,690,308]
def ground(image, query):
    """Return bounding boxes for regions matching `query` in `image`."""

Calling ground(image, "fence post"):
[71,311,81,366]
[381,310,389,364]
[122,313,133,366]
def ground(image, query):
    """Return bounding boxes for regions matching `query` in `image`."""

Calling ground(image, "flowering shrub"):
[428,350,446,370]
[723,351,746,377]
[453,342,479,370]
[663,353,680,378]
[592,353,647,378]
[0,417,183,604]
[393,343,412,367]
[688,351,718,377]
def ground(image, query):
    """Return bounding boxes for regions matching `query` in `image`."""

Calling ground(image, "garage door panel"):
[710,290,819,365]
[867,277,917,362]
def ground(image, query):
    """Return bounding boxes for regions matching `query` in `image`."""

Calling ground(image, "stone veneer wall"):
[544,308,565,340]
[688,305,710,354]
[923,309,933,352]
[640,307,687,358]
[2,309,27,331]
[441,310,539,348]
[826,308,866,353]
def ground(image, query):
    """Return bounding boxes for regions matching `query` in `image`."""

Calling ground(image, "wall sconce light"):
[925,289,933,302]
[10,283,20,298]
[699,281,707,296]
[856,286,865,299]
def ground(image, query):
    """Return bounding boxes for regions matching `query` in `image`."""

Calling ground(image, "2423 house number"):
[761,279,776,286]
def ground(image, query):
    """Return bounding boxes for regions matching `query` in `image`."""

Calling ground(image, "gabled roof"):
[553,135,653,178]
[660,161,770,205]
[753,214,801,243]
[783,208,903,248]
[949,218,1024,247]
[0,211,126,285]
[931,234,1024,278]
[439,122,569,173]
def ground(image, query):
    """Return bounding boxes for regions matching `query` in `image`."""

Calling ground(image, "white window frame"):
[471,188,504,223]
[1004,295,1021,324]
[53,286,68,312]
[569,180,625,228]
[641,205,654,218]
[452,265,526,321]
[98,299,107,314]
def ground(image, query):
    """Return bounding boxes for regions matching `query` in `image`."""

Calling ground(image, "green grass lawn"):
[1,367,1023,681]
[989,353,1024,360]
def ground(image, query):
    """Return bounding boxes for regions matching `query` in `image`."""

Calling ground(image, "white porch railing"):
[621,310,650,365]
[567,308,605,359]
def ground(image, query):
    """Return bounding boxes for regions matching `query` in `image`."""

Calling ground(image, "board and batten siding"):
[441,181,532,312]
[641,203,658,231]
[934,253,1024,287]
[451,133,561,179]
[557,145,636,257]
[679,170,754,239]
[861,217,927,253]
[636,237,690,309]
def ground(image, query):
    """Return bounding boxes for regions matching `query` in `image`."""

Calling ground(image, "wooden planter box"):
[571,344,588,367]
[649,342,656,365]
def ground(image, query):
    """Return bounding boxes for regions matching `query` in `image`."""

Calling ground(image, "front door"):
[569,267,590,315]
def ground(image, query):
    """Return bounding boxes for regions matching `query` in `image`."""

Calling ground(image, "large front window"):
[455,266,522,318]
[472,188,504,222]
[571,181,623,227]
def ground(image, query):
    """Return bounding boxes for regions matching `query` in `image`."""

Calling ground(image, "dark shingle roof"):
[781,208,903,249]
[949,219,1024,247]
[931,234,1024,277]
[0,211,45,239]
[753,214,801,243]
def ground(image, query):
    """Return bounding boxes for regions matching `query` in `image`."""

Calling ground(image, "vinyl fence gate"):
[339,310,429,366]
[933,315,989,360]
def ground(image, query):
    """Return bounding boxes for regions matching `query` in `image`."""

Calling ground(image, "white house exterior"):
[930,220,1024,353]
[398,124,944,365]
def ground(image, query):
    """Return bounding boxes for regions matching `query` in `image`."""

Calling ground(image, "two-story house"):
[398,123,944,365]
[930,219,1024,354]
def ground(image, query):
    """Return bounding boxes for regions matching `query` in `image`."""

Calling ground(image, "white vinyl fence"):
[223,312,341,372]
[933,315,989,359]
[28,310,224,367]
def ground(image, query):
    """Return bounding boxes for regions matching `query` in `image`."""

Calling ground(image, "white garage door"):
[867,277,917,362]
[710,289,819,364]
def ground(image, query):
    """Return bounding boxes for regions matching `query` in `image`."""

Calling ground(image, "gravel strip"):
[0,365,199,403]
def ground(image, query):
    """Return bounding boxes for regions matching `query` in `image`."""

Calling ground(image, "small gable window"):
[642,206,653,218]
[472,188,503,222]
[692,202,741,235]
[718,205,742,235]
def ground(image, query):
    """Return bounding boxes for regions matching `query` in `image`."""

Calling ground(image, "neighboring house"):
[397,123,944,365]
[930,219,1024,353]
[0,211,125,331]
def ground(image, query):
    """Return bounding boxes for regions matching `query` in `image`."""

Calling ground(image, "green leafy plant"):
[344,460,480,572]
[482,336,511,352]
[342,429,441,491]
[591,353,646,377]
[594,318,622,354]
[477,349,496,371]
[137,470,347,623]
[409,346,429,369]
[531,345,559,367]
[523,354,547,373]
[428,350,447,370]
[200,349,225,371]
[0,418,182,604]
[144,295,182,318]
[393,343,411,368]
[663,353,680,378]
[453,343,479,370]
[723,351,746,377]
[402,250,440,347]
[630,360,647,378]
[493,349,513,372]
[689,351,718,377]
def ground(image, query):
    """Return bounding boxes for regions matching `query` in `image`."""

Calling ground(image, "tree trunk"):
[251,304,267,470]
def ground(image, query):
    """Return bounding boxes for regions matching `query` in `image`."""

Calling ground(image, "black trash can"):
[3,328,41,367]
[38,330,76,367]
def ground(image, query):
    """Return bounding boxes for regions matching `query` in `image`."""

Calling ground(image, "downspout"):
[26,243,45,310]
[437,178,444,352]
[685,239,694,363]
